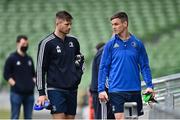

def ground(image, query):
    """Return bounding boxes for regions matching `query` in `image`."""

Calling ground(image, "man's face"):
[56,19,72,34]
[111,18,127,34]
[17,38,28,51]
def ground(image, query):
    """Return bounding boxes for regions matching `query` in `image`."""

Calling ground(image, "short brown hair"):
[110,12,128,23]
[96,42,105,50]
[16,35,28,43]
[56,10,73,21]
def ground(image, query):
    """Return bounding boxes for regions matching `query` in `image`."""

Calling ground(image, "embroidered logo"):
[69,42,74,47]
[52,105,57,112]
[131,42,137,48]
[113,43,119,48]
[16,61,21,66]
[28,60,32,66]
[56,45,61,53]
[112,105,115,112]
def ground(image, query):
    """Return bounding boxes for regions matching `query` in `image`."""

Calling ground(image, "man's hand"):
[98,91,108,102]
[33,77,36,83]
[8,78,16,86]
[37,95,48,106]
[144,87,155,97]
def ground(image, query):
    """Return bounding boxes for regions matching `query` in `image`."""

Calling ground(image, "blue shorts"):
[47,89,77,115]
[109,91,144,116]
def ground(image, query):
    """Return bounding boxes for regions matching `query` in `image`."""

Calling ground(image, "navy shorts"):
[47,89,77,115]
[109,91,144,116]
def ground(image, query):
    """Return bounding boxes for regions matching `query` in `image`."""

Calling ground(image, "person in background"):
[98,12,154,120]
[36,11,84,119]
[3,35,36,119]
[90,42,115,119]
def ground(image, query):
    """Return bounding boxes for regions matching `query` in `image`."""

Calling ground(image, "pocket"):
[11,82,16,87]
[70,64,83,87]
[11,83,21,93]
[74,68,83,85]
[11,83,17,89]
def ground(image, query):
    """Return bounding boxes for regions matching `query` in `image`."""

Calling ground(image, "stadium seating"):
[0,0,180,86]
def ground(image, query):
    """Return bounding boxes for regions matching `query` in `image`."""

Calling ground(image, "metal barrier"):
[124,102,138,119]
[100,101,107,120]
[100,73,180,119]
[141,73,180,119]
[100,101,138,119]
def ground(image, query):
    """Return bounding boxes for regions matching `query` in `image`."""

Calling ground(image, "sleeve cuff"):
[98,89,105,93]
[38,90,46,96]
[147,84,154,89]
[6,76,12,81]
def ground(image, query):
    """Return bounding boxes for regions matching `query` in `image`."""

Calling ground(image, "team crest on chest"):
[131,42,137,48]
[28,60,32,66]
[56,45,61,53]
[69,42,74,47]
[16,61,21,66]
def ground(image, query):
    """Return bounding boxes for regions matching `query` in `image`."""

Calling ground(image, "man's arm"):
[3,56,16,86]
[75,38,81,55]
[36,41,50,96]
[31,57,36,83]
[98,43,112,101]
[36,41,50,105]
[74,38,84,70]
[98,43,111,93]
[138,41,154,90]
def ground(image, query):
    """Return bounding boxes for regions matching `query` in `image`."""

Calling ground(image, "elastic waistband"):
[110,91,141,94]
[47,87,77,92]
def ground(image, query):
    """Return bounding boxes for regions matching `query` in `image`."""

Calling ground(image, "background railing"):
[141,73,180,119]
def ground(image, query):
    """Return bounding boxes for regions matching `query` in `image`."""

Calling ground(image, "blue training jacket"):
[98,34,153,93]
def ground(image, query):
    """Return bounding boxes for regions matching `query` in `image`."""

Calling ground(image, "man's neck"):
[118,30,130,41]
[54,29,66,41]
[17,49,25,56]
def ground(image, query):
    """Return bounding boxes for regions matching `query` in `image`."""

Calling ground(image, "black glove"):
[75,54,84,69]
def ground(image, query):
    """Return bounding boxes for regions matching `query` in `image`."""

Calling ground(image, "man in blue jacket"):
[98,12,154,120]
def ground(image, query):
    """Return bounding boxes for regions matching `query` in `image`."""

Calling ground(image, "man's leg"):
[52,113,66,119]
[65,90,77,119]
[109,92,126,120]
[129,91,144,116]
[52,113,75,119]
[23,94,34,119]
[10,92,22,119]
[107,101,115,119]
[65,114,75,119]
[114,113,125,120]
[92,93,101,119]
[47,90,67,119]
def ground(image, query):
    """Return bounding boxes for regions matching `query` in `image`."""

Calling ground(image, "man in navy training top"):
[36,11,84,119]
[90,42,115,119]
[3,35,36,119]
[98,12,154,120]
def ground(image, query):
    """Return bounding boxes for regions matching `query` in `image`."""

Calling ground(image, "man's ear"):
[123,21,128,27]
[55,19,59,26]
[56,19,63,25]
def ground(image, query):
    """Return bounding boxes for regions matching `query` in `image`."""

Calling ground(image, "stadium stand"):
[0,0,180,119]
[0,0,180,87]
